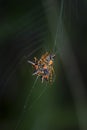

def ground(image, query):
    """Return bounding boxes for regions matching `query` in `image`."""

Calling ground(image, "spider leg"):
[34,57,38,63]
[41,76,44,83]
[27,60,35,66]
[32,70,39,75]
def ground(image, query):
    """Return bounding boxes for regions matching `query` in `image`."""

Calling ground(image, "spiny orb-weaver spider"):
[28,52,55,83]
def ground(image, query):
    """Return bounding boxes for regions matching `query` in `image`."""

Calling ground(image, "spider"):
[28,52,55,83]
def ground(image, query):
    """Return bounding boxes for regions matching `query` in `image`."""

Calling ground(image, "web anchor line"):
[53,0,64,54]
[14,76,38,130]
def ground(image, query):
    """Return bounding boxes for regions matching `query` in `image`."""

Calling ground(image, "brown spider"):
[28,52,55,83]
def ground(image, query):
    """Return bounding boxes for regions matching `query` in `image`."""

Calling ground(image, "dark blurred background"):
[0,0,87,130]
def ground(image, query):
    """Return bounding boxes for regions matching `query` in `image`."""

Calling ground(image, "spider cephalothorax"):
[28,52,55,83]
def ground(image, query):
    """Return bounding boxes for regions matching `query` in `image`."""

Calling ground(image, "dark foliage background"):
[0,0,87,130]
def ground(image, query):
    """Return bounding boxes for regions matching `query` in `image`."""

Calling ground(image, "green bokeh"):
[0,0,87,130]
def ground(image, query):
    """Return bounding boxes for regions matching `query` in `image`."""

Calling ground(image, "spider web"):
[15,0,86,130]
[14,66,49,130]
[14,1,64,130]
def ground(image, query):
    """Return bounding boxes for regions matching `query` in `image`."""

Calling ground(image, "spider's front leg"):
[34,57,38,63]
